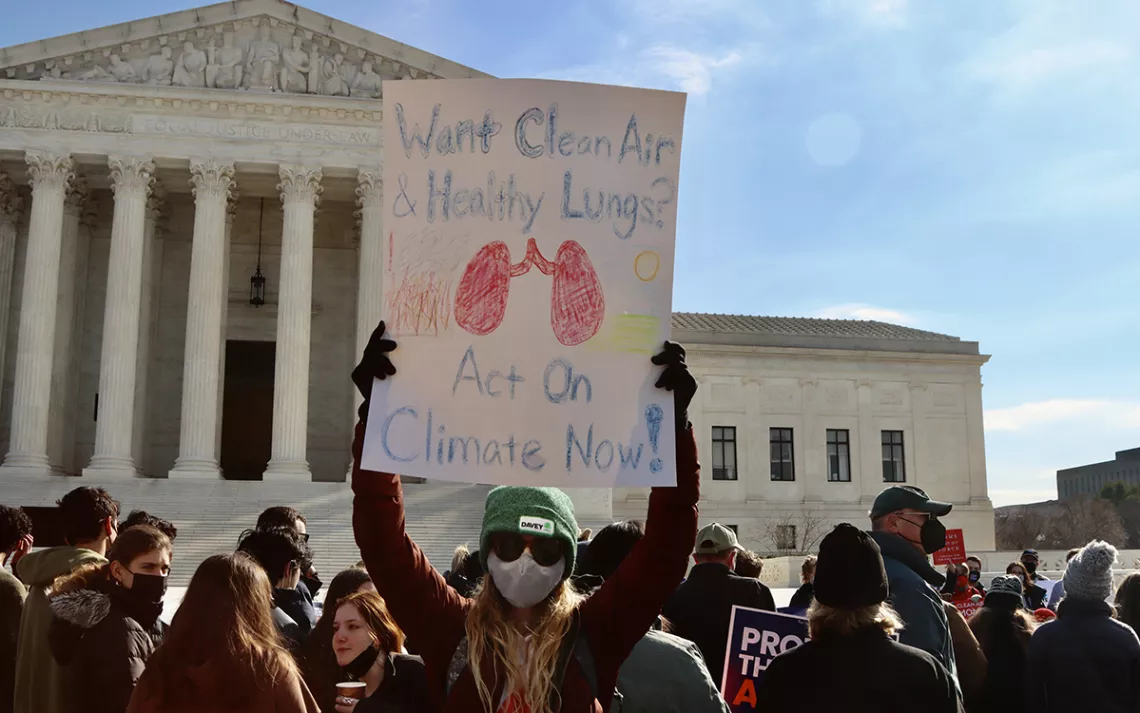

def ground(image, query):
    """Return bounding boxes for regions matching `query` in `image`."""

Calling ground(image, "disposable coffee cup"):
[336,682,367,701]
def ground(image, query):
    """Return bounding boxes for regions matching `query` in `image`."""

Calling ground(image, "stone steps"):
[3,476,491,586]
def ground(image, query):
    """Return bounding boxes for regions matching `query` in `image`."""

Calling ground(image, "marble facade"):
[0,0,995,549]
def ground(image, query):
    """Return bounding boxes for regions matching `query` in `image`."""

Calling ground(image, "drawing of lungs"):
[550,241,605,346]
[454,241,513,336]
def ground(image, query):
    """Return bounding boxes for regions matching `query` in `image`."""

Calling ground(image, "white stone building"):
[0,1,994,578]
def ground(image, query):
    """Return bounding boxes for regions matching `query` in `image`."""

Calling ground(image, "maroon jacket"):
[351,422,700,713]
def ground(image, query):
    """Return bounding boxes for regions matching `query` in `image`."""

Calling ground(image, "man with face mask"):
[965,556,986,595]
[868,485,960,698]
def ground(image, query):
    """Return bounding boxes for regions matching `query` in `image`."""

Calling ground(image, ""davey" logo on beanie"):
[519,516,555,535]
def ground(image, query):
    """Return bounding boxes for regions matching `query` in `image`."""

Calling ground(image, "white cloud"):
[984,398,1140,432]
[640,46,743,95]
[814,303,918,325]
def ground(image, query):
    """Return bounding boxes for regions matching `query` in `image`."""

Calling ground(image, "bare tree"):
[995,497,1127,550]
[762,510,829,555]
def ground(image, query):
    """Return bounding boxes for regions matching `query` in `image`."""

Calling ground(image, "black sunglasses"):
[490,533,564,568]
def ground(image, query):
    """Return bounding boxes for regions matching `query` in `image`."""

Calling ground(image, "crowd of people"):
[0,321,1139,713]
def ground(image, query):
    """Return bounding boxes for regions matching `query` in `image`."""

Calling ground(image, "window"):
[711,427,737,481]
[770,428,795,481]
[827,429,851,482]
[776,524,796,551]
[882,430,906,482]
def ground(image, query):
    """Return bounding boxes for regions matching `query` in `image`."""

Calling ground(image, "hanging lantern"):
[249,197,266,307]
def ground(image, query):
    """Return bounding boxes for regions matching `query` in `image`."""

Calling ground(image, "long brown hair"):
[136,553,298,709]
[466,575,583,713]
[336,590,405,653]
[52,525,171,596]
[1115,573,1140,633]
[968,604,1037,656]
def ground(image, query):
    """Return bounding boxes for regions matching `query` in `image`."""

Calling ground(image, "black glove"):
[651,341,697,431]
[352,321,397,422]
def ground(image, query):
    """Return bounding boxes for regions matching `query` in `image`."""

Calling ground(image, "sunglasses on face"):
[490,533,564,567]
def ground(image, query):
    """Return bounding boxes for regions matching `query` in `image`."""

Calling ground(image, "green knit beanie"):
[479,486,579,577]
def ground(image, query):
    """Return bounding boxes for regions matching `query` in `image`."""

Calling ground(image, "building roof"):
[671,312,982,356]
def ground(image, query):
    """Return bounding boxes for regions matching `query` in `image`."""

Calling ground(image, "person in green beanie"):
[350,321,700,713]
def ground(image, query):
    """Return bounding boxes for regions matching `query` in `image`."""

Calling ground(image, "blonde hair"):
[801,555,817,584]
[465,575,584,713]
[452,544,471,573]
[807,600,905,640]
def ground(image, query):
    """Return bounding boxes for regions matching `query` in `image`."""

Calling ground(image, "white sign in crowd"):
[363,78,686,488]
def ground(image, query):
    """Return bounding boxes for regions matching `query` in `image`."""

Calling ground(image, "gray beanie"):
[989,574,1024,596]
[1062,540,1118,602]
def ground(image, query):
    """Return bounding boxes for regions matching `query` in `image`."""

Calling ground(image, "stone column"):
[0,173,24,420]
[61,202,98,474]
[1,152,73,476]
[216,193,239,461]
[83,156,155,480]
[47,177,90,473]
[170,160,235,479]
[354,169,384,396]
[132,186,166,475]
[264,165,321,481]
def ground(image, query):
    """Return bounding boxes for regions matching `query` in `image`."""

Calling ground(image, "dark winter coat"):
[0,567,26,713]
[275,582,317,641]
[969,603,1031,713]
[663,563,776,680]
[757,628,962,713]
[869,531,958,689]
[1026,598,1140,713]
[47,580,166,713]
[350,421,701,713]
[350,654,432,713]
[788,582,813,611]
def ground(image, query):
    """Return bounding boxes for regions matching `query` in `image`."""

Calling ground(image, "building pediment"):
[0,0,489,98]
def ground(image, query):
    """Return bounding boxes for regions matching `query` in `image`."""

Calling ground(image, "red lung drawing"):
[454,238,605,345]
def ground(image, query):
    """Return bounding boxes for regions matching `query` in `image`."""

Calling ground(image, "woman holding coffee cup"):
[330,590,429,712]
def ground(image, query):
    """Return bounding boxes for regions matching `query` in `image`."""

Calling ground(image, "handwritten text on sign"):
[721,607,809,711]
[362,79,686,486]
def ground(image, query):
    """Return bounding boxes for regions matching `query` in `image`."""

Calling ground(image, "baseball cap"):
[1020,549,1040,560]
[869,485,952,520]
[694,523,740,555]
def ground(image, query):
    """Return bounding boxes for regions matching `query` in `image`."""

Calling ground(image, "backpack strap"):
[548,610,583,709]
[445,633,471,698]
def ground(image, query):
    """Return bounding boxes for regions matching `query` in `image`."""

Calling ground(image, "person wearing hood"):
[14,486,119,713]
[47,525,171,713]
[127,552,319,713]
[866,485,959,694]
[1026,541,1140,712]
[758,524,961,712]
[329,590,428,712]
[1,505,33,713]
[349,322,700,713]
[966,575,1036,713]
[236,526,315,650]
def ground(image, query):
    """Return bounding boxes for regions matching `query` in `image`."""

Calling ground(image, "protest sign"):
[933,528,966,566]
[721,606,808,711]
[955,599,983,620]
[363,79,686,487]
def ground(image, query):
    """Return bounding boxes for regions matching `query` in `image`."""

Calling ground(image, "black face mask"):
[301,573,322,598]
[341,643,381,680]
[968,571,981,583]
[1023,562,1038,575]
[901,515,946,555]
[127,572,168,605]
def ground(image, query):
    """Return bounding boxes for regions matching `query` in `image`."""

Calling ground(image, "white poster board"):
[361,78,686,487]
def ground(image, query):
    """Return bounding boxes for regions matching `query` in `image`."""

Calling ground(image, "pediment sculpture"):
[21,19,411,98]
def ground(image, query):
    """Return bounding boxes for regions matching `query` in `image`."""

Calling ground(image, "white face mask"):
[487,550,565,609]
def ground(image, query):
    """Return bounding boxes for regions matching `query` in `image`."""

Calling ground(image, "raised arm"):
[350,323,470,663]
[582,342,700,682]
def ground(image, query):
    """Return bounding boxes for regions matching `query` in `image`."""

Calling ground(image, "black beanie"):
[814,523,889,609]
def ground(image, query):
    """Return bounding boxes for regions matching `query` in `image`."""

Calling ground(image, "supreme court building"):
[0,0,996,556]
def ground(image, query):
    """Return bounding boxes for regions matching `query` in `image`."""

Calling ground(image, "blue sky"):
[4,0,1139,506]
